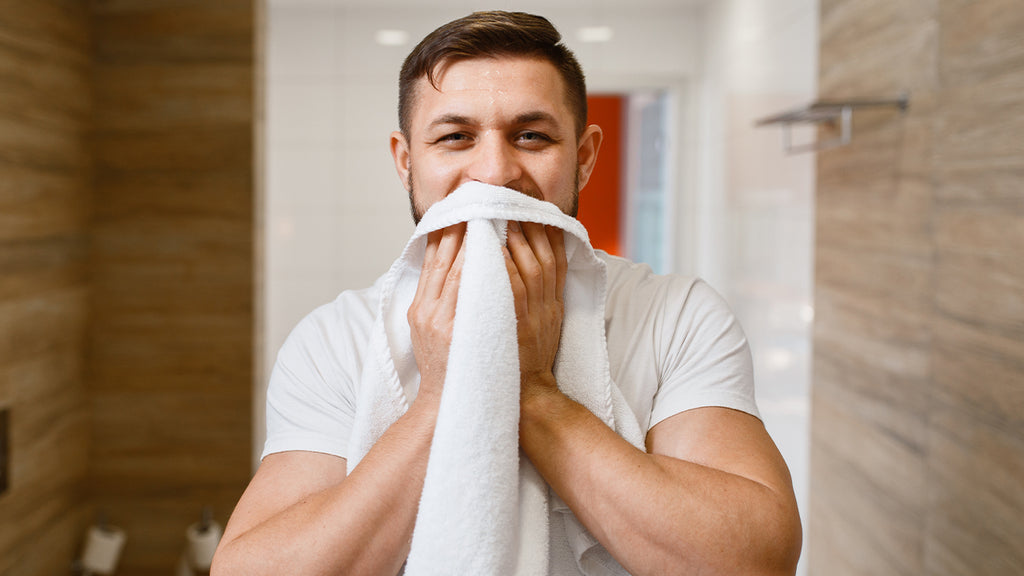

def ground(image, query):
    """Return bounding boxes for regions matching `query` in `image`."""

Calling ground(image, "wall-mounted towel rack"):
[755,94,909,154]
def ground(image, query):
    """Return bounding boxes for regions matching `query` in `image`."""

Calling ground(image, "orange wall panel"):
[579,95,623,256]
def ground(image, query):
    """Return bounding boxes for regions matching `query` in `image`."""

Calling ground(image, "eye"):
[516,131,552,149]
[440,133,467,141]
[433,132,472,148]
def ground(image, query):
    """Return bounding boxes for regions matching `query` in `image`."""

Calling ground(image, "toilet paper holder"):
[196,506,214,534]
[72,512,126,576]
[182,505,223,574]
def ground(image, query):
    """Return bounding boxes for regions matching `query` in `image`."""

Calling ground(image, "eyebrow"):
[427,111,562,130]
[513,111,559,126]
[428,113,475,129]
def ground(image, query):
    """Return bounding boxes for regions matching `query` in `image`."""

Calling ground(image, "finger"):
[420,223,465,301]
[546,226,567,304]
[413,229,443,304]
[438,236,465,311]
[503,244,528,319]
[507,221,544,305]
[521,221,558,302]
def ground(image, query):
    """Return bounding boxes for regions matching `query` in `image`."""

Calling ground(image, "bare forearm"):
[520,391,800,576]
[213,401,438,576]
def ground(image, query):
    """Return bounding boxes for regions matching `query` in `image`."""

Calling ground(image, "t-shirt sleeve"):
[262,306,359,461]
[648,278,759,428]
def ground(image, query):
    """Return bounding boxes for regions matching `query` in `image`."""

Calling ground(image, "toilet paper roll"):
[81,525,126,575]
[186,520,223,570]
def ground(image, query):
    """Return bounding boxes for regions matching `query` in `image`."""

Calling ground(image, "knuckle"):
[426,258,448,274]
[447,265,462,283]
[408,305,429,327]
[517,259,539,278]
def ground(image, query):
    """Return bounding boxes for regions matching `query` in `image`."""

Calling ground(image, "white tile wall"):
[698,2,818,574]
[261,8,817,574]
[267,3,339,79]
[268,82,342,143]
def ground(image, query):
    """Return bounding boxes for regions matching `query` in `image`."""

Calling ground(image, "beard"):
[408,172,422,225]
[407,166,580,225]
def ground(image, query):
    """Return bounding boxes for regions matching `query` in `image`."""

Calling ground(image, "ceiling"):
[269,0,707,6]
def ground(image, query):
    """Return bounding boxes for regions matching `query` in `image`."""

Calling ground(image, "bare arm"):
[521,398,801,576]
[212,225,467,576]
[211,399,436,576]
[507,222,802,576]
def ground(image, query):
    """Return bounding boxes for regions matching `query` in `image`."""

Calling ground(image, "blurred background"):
[0,0,1021,575]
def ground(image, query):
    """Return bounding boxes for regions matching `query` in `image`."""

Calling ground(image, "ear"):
[390,130,412,191]
[576,124,603,191]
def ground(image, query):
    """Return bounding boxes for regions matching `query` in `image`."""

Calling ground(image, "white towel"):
[347,181,644,575]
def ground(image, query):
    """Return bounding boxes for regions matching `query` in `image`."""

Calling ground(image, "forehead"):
[409,56,572,128]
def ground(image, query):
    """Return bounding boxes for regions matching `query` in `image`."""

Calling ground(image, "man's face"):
[390,56,602,223]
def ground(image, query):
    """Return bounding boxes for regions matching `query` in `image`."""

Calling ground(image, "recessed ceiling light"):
[577,26,613,43]
[375,29,409,46]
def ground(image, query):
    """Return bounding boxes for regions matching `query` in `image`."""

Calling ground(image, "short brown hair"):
[398,11,588,138]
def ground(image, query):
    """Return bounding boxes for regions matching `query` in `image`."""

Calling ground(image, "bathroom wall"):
[810,0,1024,574]
[0,4,93,574]
[696,2,818,573]
[89,1,255,573]
[1,2,253,573]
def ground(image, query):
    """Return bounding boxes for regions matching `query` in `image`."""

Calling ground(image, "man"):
[213,11,801,576]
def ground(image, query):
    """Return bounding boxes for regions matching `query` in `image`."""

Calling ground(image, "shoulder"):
[598,251,745,353]
[598,251,721,321]
[597,252,757,426]
[286,279,381,350]
[274,278,383,379]
[263,278,384,459]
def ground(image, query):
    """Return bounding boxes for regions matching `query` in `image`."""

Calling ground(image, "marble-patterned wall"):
[0,3,93,574]
[810,1,1024,574]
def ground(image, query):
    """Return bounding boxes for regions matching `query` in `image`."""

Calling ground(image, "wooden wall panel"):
[811,4,937,573]
[926,0,1024,574]
[0,2,93,574]
[89,1,254,573]
[1,2,253,573]
[811,0,1024,574]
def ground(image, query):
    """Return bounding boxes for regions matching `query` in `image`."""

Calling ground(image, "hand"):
[407,223,466,405]
[504,221,568,400]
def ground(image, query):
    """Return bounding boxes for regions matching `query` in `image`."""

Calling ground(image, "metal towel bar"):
[755,94,910,154]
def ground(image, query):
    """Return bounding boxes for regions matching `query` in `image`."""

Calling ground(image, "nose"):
[466,132,522,188]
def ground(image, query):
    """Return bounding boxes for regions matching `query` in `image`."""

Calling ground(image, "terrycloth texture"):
[347,181,644,575]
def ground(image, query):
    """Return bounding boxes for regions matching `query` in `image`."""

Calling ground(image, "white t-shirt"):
[263,253,758,460]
